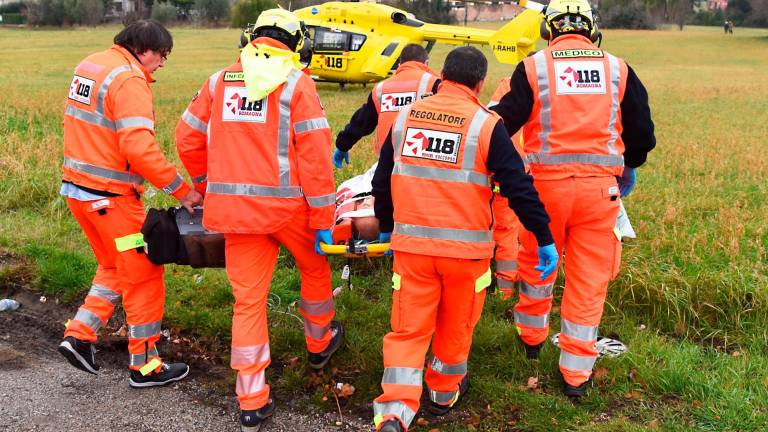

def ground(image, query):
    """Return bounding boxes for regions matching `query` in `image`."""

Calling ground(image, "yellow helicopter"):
[293,1,542,84]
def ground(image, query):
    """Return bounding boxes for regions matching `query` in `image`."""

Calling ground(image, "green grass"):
[1,24,768,430]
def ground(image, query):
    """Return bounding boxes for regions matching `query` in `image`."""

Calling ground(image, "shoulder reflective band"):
[533,51,552,154]
[277,69,302,186]
[461,109,489,171]
[209,69,223,95]
[96,65,133,116]
[115,116,154,131]
[115,233,146,252]
[417,72,432,97]
[181,109,208,134]
[139,357,162,376]
[392,273,401,290]
[64,156,144,185]
[294,117,330,134]
[161,174,185,195]
[606,53,622,156]
[475,268,492,292]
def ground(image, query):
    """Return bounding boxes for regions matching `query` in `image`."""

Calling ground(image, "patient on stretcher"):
[332,163,381,244]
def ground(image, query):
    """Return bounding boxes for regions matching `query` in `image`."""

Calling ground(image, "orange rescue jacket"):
[522,34,629,179]
[371,61,439,154]
[62,45,190,199]
[176,39,335,234]
[389,82,500,259]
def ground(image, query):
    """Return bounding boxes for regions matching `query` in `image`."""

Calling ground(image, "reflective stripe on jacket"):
[522,34,629,179]
[62,45,189,199]
[371,61,439,155]
[177,39,335,234]
[390,81,499,259]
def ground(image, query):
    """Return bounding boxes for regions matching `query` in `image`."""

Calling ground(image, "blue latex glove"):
[332,149,350,169]
[314,229,333,255]
[617,167,637,197]
[378,232,392,255]
[535,243,558,280]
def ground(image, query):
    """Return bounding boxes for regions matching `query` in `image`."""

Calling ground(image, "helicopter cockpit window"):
[313,27,366,52]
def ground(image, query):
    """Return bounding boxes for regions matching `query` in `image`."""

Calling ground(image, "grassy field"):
[1,24,767,431]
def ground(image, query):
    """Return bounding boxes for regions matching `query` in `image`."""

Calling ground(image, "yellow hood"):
[240,42,303,102]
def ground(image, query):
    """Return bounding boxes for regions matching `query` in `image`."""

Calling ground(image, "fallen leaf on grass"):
[648,418,661,428]
[416,418,429,426]
[593,367,609,386]
[731,351,742,357]
[692,400,702,408]
[286,356,299,368]
[526,376,539,390]
[624,390,643,400]
[467,414,481,427]
[334,382,355,398]
[428,429,441,432]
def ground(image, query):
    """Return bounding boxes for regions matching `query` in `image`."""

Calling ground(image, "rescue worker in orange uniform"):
[175,9,343,430]
[370,46,559,432]
[488,77,526,300]
[491,0,656,397]
[57,20,203,387]
[334,44,440,167]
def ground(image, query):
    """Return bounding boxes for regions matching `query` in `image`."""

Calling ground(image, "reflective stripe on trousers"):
[129,346,159,367]
[519,281,554,299]
[237,372,267,395]
[231,343,271,367]
[63,156,144,185]
[429,356,467,376]
[560,350,596,372]
[514,310,549,328]
[381,367,422,387]
[373,401,416,428]
[496,259,518,272]
[87,283,120,304]
[561,318,598,342]
[74,307,103,333]
[129,321,161,339]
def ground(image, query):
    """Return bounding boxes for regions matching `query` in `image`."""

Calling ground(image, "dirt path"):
[0,288,369,432]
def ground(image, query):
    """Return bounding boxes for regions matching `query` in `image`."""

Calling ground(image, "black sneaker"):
[523,342,543,359]
[563,378,592,398]
[428,374,470,416]
[58,336,99,375]
[308,320,344,369]
[378,418,405,432]
[128,362,189,388]
[240,398,275,431]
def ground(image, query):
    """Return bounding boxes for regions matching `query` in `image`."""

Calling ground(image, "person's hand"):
[535,243,558,280]
[179,190,203,214]
[378,232,392,255]
[314,229,333,255]
[332,149,350,169]
[617,167,637,197]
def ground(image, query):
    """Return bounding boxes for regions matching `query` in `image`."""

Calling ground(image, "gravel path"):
[0,287,369,432]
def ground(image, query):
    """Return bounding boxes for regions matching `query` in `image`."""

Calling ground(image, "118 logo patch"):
[222,87,267,123]
[554,61,607,95]
[68,75,95,105]
[381,92,416,112]
[402,128,462,164]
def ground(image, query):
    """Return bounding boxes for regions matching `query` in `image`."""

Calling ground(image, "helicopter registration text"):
[321,55,347,71]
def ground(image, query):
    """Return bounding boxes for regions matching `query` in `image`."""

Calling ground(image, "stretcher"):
[320,163,391,257]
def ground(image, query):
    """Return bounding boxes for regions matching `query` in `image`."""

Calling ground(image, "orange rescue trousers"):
[63,195,165,371]
[224,210,335,411]
[515,176,621,386]
[492,194,521,300]
[373,251,490,430]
